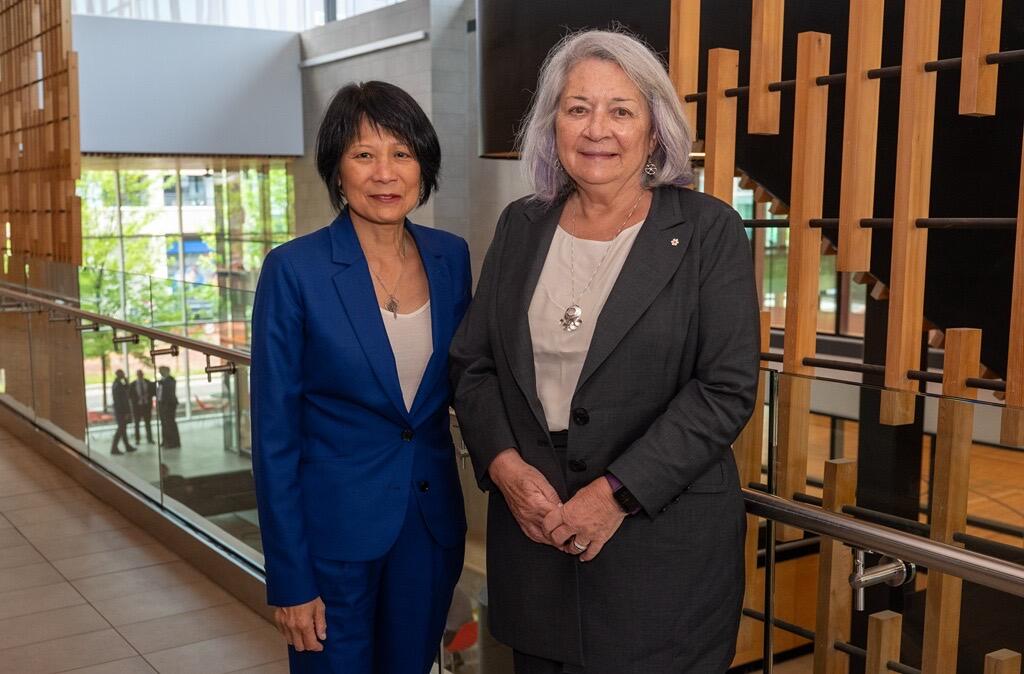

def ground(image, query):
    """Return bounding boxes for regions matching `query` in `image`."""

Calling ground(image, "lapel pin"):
[670,238,679,247]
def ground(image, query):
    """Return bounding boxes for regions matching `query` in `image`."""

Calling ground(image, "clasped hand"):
[489,449,625,561]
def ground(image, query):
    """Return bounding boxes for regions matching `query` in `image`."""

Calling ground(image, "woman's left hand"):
[542,477,626,562]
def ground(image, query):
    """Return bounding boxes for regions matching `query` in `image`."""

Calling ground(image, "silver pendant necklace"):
[369,234,407,319]
[560,190,645,332]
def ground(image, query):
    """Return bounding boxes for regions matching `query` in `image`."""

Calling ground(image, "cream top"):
[380,301,433,411]
[528,221,644,431]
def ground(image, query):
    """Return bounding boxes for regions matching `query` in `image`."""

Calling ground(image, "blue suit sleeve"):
[250,249,319,607]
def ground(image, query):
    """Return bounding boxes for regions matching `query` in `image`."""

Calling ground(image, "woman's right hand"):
[275,596,327,652]
[489,448,563,545]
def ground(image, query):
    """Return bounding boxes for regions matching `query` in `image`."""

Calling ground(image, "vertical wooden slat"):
[734,312,771,590]
[669,0,701,135]
[921,328,981,674]
[813,458,856,674]
[866,611,903,674]
[776,32,830,538]
[1002,132,1024,447]
[881,0,943,426]
[748,0,783,135]
[837,0,885,273]
[986,650,1023,674]
[704,48,738,203]
[959,0,1003,117]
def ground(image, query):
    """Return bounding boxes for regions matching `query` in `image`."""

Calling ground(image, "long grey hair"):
[517,29,694,204]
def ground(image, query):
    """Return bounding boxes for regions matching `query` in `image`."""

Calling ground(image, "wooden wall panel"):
[1002,131,1024,447]
[748,0,783,135]
[959,0,1002,116]
[986,650,1023,674]
[669,0,702,136]
[704,48,738,203]
[837,0,884,272]
[0,0,79,265]
[866,611,903,674]
[813,459,856,674]
[776,32,830,536]
[881,0,943,425]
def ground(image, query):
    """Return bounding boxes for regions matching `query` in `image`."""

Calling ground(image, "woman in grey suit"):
[450,30,759,672]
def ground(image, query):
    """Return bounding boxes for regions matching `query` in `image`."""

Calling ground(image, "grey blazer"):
[450,185,760,672]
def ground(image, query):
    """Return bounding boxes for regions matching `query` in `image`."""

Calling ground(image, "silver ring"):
[572,539,588,551]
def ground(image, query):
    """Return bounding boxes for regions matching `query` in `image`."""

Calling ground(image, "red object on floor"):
[445,621,478,653]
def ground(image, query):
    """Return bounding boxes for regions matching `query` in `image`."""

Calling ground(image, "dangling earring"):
[554,158,564,172]
[644,158,657,176]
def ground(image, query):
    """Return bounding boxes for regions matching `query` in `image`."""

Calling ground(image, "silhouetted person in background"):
[132,369,156,444]
[157,365,181,449]
[110,369,136,455]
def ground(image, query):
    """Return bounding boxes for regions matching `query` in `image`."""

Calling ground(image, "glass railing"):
[2,273,1022,673]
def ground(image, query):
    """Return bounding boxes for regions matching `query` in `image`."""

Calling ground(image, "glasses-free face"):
[339,118,422,227]
[555,58,656,193]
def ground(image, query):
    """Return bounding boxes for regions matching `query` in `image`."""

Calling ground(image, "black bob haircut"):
[315,81,441,213]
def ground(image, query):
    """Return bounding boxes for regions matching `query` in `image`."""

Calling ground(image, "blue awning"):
[167,240,213,256]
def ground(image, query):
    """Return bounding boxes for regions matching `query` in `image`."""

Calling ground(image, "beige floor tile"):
[0,604,109,650]
[144,626,285,674]
[59,657,157,674]
[33,526,156,562]
[91,579,235,627]
[53,543,179,581]
[0,513,11,529]
[0,628,136,673]
[5,500,119,528]
[0,543,45,569]
[0,561,64,593]
[226,660,290,674]
[0,581,86,621]
[0,473,75,497]
[119,602,270,654]
[0,528,28,550]
[71,561,206,604]
[0,486,94,513]
[18,511,132,544]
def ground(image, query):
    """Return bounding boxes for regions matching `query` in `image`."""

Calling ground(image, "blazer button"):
[568,459,587,473]
[401,429,414,441]
[418,480,430,492]
[572,408,590,425]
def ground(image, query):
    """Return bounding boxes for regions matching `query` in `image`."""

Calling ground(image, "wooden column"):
[986,650,1023,674]
[669,0,702,135]
[748,0,783,135]
[959,0,1003,116]
[921,328,981,674]
[776,32,830,538]
[865,611,903,674]
[881,0,943,425]
[837,0,885,272]
[704,48,738,203]
[813,459,856,674]
[1002,131,1024,447]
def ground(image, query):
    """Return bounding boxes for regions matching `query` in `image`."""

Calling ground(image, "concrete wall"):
[74,15,302,156]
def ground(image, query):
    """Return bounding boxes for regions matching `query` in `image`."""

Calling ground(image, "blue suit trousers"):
[287,493,464,674]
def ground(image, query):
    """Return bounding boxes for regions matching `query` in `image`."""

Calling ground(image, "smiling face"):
[339,118,422,227]
[555,58,656,194]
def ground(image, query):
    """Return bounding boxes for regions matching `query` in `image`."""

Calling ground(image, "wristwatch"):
[605,474,642,515]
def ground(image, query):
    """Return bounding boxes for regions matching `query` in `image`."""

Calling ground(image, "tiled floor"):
[0,427,289,674]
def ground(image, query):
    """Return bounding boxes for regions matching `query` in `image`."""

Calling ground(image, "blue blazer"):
[250,210,471,607]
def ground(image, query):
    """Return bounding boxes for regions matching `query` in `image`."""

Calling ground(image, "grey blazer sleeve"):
[608,208,760,515]
[450,205,518,490]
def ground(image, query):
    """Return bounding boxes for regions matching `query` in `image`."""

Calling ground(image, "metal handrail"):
[0,285,251,365]
[743,488,1024,598]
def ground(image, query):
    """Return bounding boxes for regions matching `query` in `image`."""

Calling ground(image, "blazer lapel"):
[575,187,693,392]
[500,200,564,434]
[329,211,410,423]
[406,222,450,419]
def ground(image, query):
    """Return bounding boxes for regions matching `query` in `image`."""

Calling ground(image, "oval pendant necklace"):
[560,190,645,332]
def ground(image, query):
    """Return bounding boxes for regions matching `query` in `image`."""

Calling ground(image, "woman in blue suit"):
[251,81,470,673]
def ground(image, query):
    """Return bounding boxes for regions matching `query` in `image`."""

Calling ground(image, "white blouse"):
[381,301,433,411]
[528,221,644,431]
